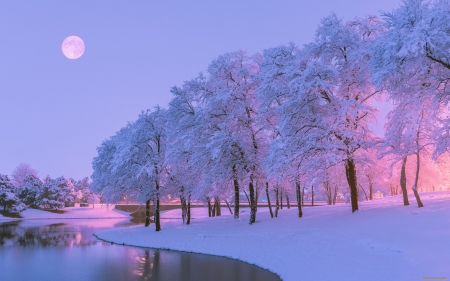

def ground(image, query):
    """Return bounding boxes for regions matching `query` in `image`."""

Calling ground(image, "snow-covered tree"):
[165,83,205,224]
[18,174,43,207]
[260,15,382,213]
[74,177,93,204]
[372,0,450,159]
[92,107,167,231]
[186,50,267,224]
[11,163,38,188]
[0,175,26,213]
[35,176,75,210]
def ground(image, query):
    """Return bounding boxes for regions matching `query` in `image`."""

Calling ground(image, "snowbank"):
[0,205,128,221]
[95,191,450,281]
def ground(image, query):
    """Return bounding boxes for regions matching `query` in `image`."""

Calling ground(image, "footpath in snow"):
[0,205,128,221]
[95,191,450,281]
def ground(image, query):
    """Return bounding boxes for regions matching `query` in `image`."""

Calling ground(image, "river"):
[0,219,281,281]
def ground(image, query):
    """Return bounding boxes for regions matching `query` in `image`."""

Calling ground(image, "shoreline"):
[94,191,450,281]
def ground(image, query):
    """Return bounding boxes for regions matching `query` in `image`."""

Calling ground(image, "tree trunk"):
[145,199,151,227]
[412,152,424,208]
[224,200,233,215]
[280,188,283,209]
[186,194,191,225]
[301,186,305,206]
[275,186,279,218]
[311,185,314,206]
[215,196,221,216]
[286,194,290,209]
[243,189,251,206]
[345,158,359,213]
[180,195,187,224]
[359,184,369,201]
[207,197,212,217]
[233,164,240,219]
[265,182,273,218]
[255,187,259,212]
[249,180,256,224]
[367,175,373,200]
[400,157,410,206]
[155,198,161,231]
[325,181,332,205]
[296,181,303,218]
[333,185,338,205]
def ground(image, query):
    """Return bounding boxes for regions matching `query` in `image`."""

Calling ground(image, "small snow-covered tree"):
[18,174,43,207]
[11,163,38,187]
[0,175,26,213]
[35,176,75,210]
[74,177,92,204]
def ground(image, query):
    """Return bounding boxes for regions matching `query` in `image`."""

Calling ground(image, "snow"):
[95,191,450,281]
[0,205,128,221]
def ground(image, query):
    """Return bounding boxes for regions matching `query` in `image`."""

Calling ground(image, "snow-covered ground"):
[0,205,128,221]
[95,191,450,281]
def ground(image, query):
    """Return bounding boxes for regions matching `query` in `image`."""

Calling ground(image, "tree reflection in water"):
[0,221,99,248]
[0,220,280,281]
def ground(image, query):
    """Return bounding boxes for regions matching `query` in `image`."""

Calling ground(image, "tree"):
[18,174,43,207]
[371,0,450,158]
[74,177,93,204]
[92,108,167,231]
[0,175,26,213]
[181,50,267,224]
[260,15,382,213]
[35,176,75,210]
[11,163,38,187]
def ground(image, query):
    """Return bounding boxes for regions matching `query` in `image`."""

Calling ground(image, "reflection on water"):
[0,220,280,281]
[0,221,100,247]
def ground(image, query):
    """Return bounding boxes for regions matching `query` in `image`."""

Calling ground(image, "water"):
[0,220,280,281]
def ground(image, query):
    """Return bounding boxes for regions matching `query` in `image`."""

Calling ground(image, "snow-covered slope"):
[95,191,450,281]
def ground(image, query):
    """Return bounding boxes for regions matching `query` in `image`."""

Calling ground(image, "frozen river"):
[0,219,280,281]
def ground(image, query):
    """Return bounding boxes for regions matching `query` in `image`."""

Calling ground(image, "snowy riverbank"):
[0,205,128,221]
[95,191,450,281]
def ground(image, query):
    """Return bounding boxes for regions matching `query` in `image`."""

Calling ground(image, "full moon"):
[62,36,85,59]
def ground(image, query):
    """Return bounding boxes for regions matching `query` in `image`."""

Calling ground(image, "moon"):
[62,36,85,59]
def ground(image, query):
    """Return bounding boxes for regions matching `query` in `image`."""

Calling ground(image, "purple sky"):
[0,1,400,180]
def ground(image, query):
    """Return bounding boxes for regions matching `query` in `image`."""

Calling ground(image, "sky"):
[0,1,401,180]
